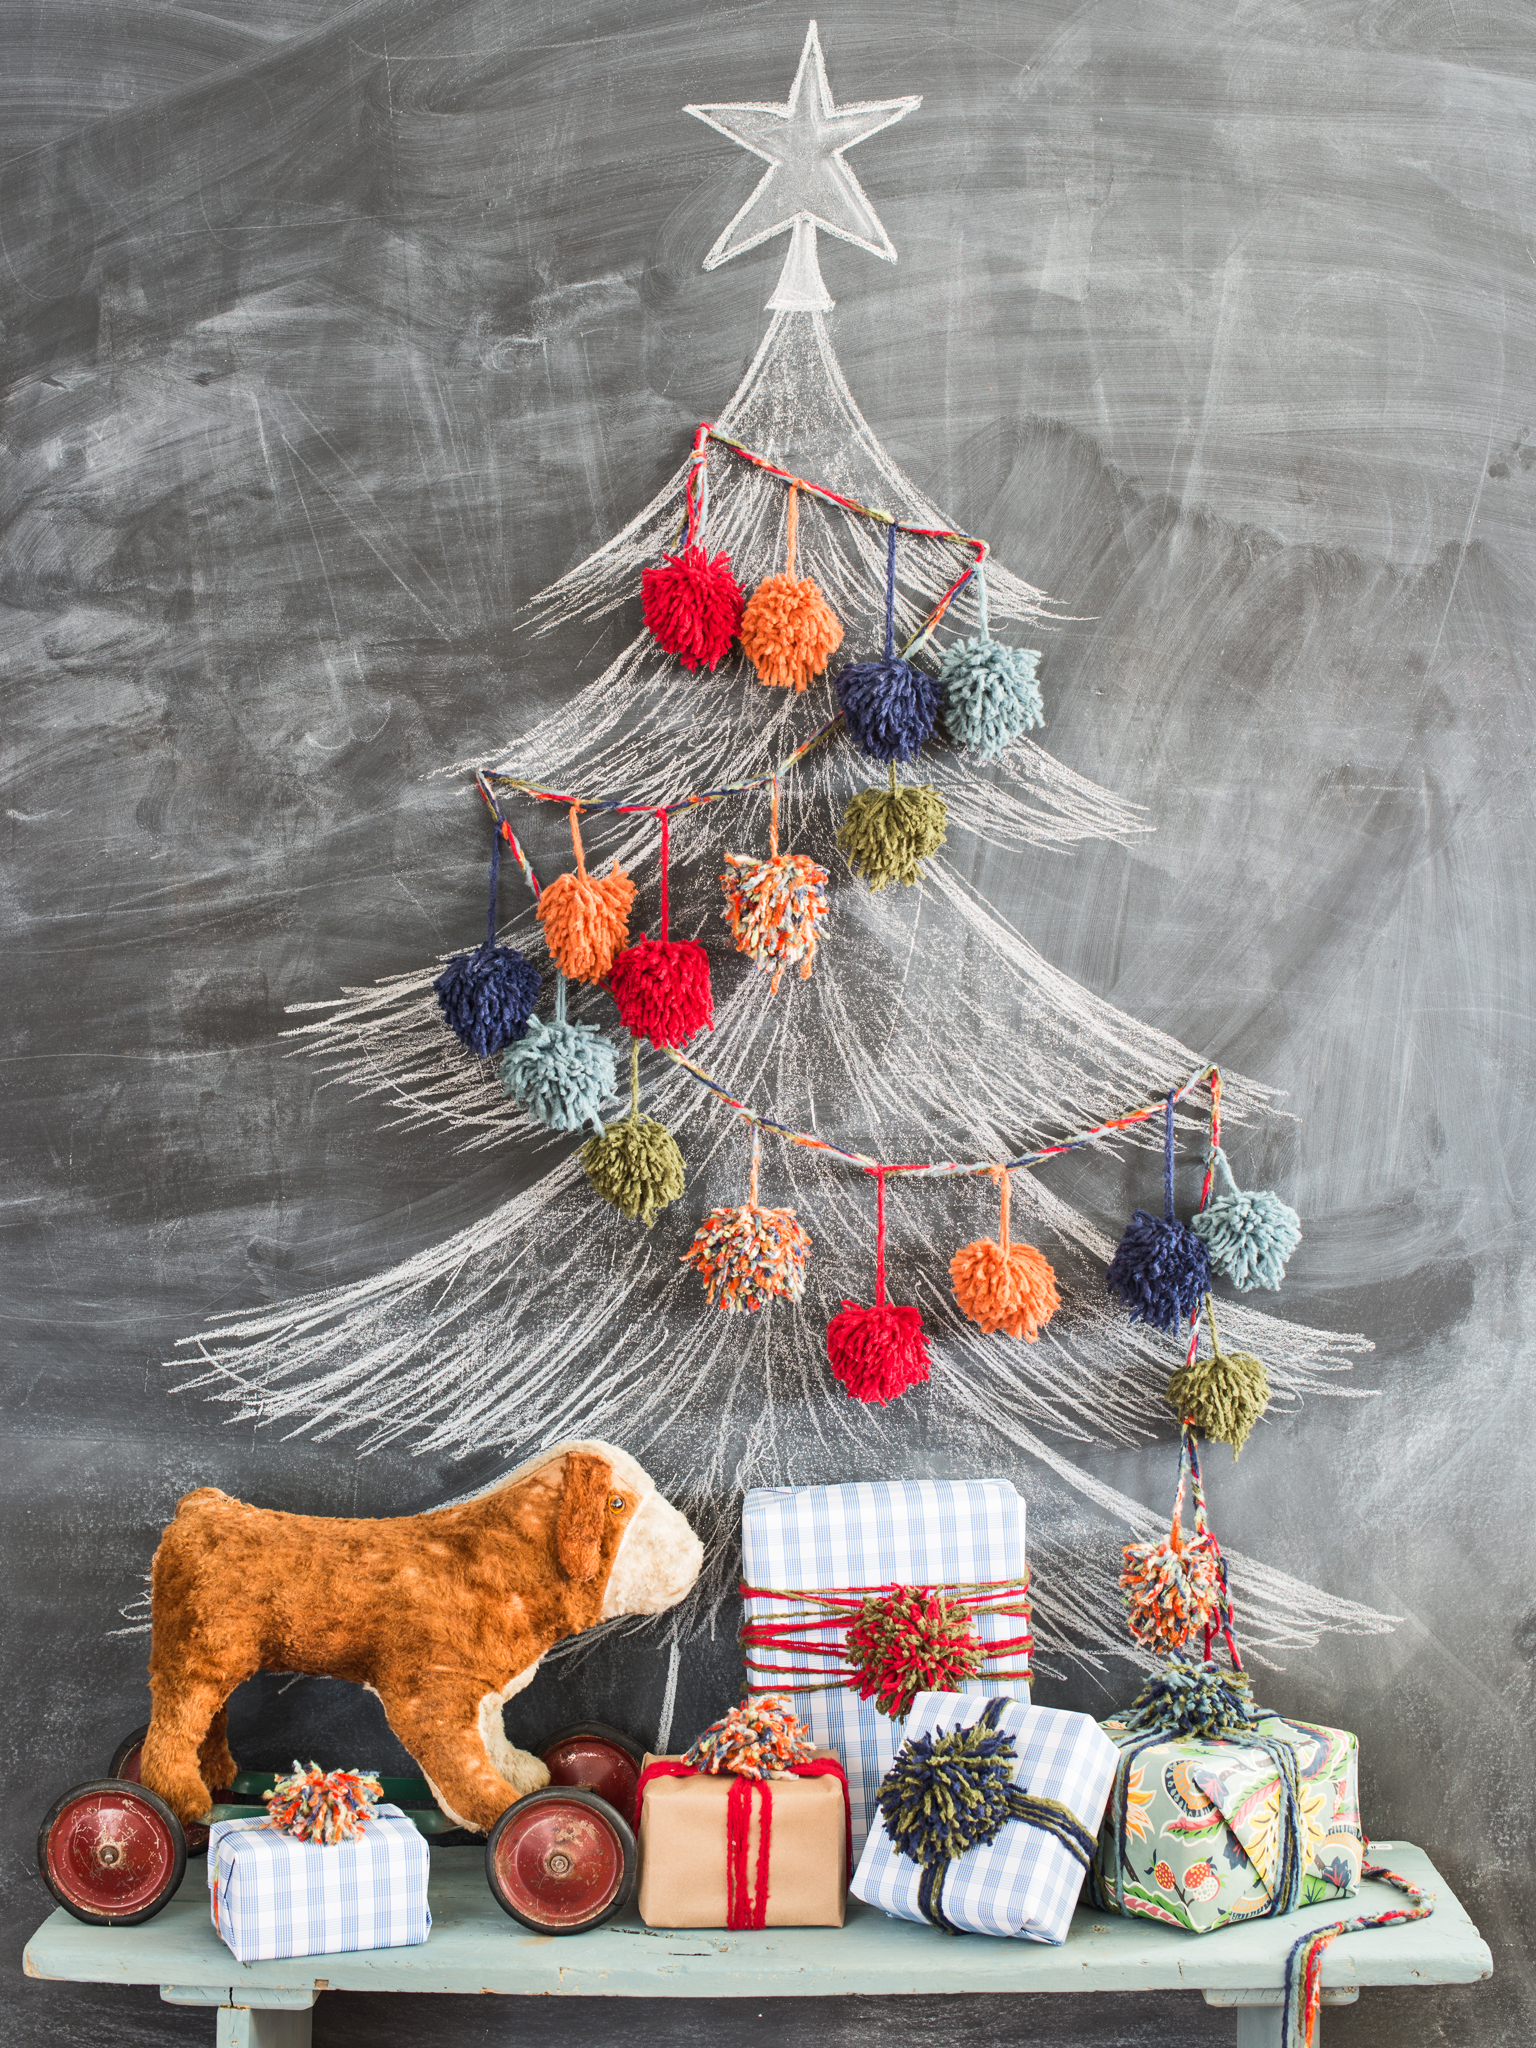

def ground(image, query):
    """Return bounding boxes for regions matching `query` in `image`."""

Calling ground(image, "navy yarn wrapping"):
[1105,1092,1211,1332]
[835,523,941,763]
[433,829,541,1060]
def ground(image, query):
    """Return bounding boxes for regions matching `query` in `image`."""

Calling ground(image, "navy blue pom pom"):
[836,655,941,763]
[434,941,539,1059]
[1106,1209,1211,1332]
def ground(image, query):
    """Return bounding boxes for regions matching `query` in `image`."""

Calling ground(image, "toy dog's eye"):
[609,1494,625,1512]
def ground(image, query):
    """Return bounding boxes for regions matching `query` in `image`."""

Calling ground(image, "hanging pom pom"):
[1120,1518,1228,1655]
[836,654,941,762]
[844,1587,984,1720]
[1106,1209,1211,1332]
[940,637,1044,758]
[684,1697,817,1779]
[263,1763,383,1846]
[536,807,636,985]
[950,1167,1060,1341]
[837,770,948,891]
[433,830,539,1058]
[738,485,842,690]
[720,779,828,991]
[682,1128,811,1313]
[827,1302,930,1405]
[581,1042,685,1226]
[1165,1300,1271,1456]
[1189,1147,1302,1291]
[499,976,617,1136]
[642,543,744,672]
[609,935,713,1049]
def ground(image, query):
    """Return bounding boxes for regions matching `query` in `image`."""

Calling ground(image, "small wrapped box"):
[1091,1714,1363,1933]
[851,1692,1118,1943]
[207,1805,431,1962]
[636,1751,849,1928]
[741,1479,1032,1849]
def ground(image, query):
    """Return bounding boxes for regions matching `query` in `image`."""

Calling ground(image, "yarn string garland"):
[1281,1862,1435,2048]
[263,1763,383,1845]
[720,776,831,990]
[835,520,942,763]
[950,1165,1060,1341]
[431,824,540,1059]
[824,1167,932,1405]
[608,807,714,1050]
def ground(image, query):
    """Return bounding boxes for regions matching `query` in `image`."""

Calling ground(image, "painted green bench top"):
[24,1840,1489,2048]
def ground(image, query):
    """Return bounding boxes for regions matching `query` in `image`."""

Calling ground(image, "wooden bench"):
[24,1839,1490,2048]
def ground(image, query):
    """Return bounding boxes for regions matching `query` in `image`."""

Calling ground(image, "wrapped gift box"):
[851,1691,1118,1944]
[208,1805,431,1962]
[1091,1714,1363,1933]
[636,1751,849,1928]
[741,1479,1031,1849]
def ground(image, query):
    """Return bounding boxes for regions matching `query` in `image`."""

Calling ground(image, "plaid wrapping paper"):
[740,1479,1030,1849]
[1091,1715,1363,1933]
[207,1804,431,1962]
[851,1691,1119,1943]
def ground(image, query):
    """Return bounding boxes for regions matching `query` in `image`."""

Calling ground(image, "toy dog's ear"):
[555,1451,612,1583]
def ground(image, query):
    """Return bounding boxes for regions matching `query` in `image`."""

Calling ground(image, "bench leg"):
[217,2006,313,2048]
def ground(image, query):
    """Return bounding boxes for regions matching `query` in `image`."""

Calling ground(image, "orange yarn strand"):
[738,483,844,692]
[536,805,636,984]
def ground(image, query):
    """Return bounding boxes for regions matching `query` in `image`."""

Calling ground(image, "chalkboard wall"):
[4,1,1532,2042]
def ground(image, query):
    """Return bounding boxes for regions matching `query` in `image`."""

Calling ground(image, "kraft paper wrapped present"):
[1091,1714,1363,1933]
[741,1479,1032,1850]
[852,1692,1119,1943]
[208,1806,431,1962]
[635,1751,850,1928]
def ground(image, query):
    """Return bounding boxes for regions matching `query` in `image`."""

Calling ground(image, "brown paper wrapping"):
[636,1750,848,1928]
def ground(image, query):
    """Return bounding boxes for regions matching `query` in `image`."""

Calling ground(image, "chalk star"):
[686,20,920,274]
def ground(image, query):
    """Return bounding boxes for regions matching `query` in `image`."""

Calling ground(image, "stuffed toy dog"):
[142,1439,702,1832]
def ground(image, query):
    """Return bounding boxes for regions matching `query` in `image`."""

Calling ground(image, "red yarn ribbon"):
[633,1756,853,1931]
[739,1578,1033,1700]
[656,807,670,941]
[872,1166,887,1308]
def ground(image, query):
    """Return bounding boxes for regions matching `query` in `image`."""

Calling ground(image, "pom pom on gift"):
[837,770,948,890]
[844,1587,984,1720]
[499,974,616,1135]
[581,1038,686,1227]
[1106,1093,1211,1332]
[536,806,636,985]
[720,779,828,991]
[263,1763,383,1846]
[607,810,712,1050]
[684,1697,818,1779]
[826,1168,931,1406]
[738,487,843,691]
[434,829,540,1058]
[642,544,745,672]
[877,1716,1017,1867]
[1118,1654,1257,1741]
[1189,1147,1302,1291]
[940,635,1044,758]
[1166,1299,1271,1457]
[683,1132,810,1313]
[951,1167,1059,1341]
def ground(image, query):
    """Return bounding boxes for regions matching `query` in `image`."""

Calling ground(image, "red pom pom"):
[825,1301,931,1406]
[608,935,714,1050]
[642,543,745,672]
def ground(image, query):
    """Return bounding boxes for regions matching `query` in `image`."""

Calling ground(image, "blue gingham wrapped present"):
[852,1692,1119,1942]
[207,1806,431,1962]
[741,1479,1031,1849]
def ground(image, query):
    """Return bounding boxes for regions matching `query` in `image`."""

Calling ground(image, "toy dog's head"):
[529,1440,703,1618]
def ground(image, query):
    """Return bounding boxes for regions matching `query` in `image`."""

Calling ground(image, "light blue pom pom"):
[499,976,616,1136]
[939,634,1044,759]
[1190,1148,1302,1291]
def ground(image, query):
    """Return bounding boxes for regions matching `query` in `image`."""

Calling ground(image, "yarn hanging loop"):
[950,1164,1060,1342]
[825,1166,931,1405]
[609,807,714,1050]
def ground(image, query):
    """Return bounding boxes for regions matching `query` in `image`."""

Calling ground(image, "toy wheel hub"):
[486,1787,636,1934]
[41,1787,183,1922]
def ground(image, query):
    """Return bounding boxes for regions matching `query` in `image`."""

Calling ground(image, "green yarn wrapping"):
[1166,1300,1271,1455]
[836,775,948,890]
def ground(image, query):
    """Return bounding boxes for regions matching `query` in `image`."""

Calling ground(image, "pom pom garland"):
[738,486,843,690]
[1165,1297,1271,1456]
[1189,1147,1302,1291]
[950,1166,1060,1340]
[580,1038,686,1227]
[1105,1093,1212,1332]
[682,1128,811,1313]
[826,1168,931,1406]
[684,1697,817,1779]
[834,522,940,761]
[844,1587,984,1720]
[433,829,540,1058]
[1120,1427,1234,1656]
[837,767,948,890]
[263,1762,383,1845]
[720,778,829,991]
[607,809,714,1050]
[499,973,617,1135]
[536,806,636,985]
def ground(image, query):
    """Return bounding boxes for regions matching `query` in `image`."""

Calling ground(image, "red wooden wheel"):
[109,1725,211,1854]
[538,1721,644,1821]
[485,1787,635,1934]
[38,1780,186,1925]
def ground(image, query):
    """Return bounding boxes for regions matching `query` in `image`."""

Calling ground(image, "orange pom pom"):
[739,572,843,691]
[536,807,636,985]
[951,1169,1059,1341]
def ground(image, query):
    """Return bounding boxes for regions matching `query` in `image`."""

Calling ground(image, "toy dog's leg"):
[142,1676,229,1826]
[198,1701,239,1794]
[377,1679,549,1833]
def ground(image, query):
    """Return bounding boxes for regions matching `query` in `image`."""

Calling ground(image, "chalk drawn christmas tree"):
[177,22,1388,1682]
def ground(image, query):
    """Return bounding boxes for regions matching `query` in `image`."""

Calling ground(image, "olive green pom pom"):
[836,781,948,891]
[1166,1345,1271,1457]
[581,1114,686,1227]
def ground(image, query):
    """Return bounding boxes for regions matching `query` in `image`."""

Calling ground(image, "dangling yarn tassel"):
[500,972,618,1136]
[609,808,714,1050]
[738,484,843,691]
[581,1037,686,1227]
[938,561,1044,759]
[950,1166,1060,1341]
[1165,1296,1271,1457]
[1120,1426,1233,1656]
[826,1168,931,1405]
[537,806,636,985]
[1189,1146,1302,1291]
[682,1128,812,1314]
[1106,1093,1212,1332]
[641,428,744,672]
[720,777,829,991]
[834,523,941,761]
[837,761,948,891]
[433,825,540,1059]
